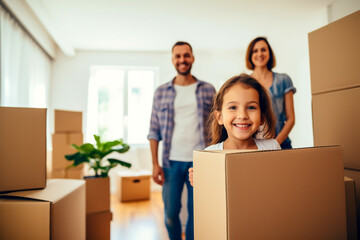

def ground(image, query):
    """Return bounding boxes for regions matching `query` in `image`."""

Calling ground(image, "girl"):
[189,74,281,186]
[246,37,296,149]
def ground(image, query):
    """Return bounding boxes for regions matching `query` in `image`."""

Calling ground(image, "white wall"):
[328,0,360,22]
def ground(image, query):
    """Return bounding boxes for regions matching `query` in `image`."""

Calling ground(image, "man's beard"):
[176,64,192,76]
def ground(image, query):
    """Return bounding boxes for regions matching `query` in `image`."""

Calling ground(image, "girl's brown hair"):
[207,74,276,145]
[245,37,276,71]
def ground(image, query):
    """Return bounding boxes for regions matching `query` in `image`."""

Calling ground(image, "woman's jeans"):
[163,160,194,240]
[281,138,293,149]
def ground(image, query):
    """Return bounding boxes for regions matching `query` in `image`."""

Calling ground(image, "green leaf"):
[64,152,90,167]
[108,158,131,168]
[71,144,82,151]
[65,152,79,160]
[75,143,95,154]
[114,144,130,153]
[103,140,121,152]
[94,135,102,151]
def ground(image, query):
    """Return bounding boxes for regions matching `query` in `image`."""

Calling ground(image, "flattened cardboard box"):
[308,10,360,94]
[312,87,360,169]
[52,132,83,170]
[116,171,151,202]
[0,179,85,240]
[54,109,82,133]
[86,211,112,240]
[85,177,110,214]
[0,107,46,192]
[193,146,347,240]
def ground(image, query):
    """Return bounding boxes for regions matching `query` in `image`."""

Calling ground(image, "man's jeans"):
[163,160,194,240]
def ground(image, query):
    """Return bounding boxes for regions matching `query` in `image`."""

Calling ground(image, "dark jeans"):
[281,138,292,149]
[162,160,194,240]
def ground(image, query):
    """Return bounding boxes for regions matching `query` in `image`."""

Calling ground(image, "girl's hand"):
[188,167,194,186]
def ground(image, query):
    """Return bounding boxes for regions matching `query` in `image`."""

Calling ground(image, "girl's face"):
[216,83,262,145]
[251,40,270,68]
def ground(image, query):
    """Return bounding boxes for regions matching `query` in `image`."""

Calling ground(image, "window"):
[87,66,157,147]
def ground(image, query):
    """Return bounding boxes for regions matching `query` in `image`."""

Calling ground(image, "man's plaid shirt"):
[147,77,216,168]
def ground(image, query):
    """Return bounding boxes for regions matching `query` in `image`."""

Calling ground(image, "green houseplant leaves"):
[65,134,131,177]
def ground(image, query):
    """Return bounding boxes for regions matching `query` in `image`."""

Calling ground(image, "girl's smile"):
[216,83,262,148]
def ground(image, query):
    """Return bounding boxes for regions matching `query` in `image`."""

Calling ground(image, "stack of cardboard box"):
[309,10,360,239]
[51,109,84,179]
[86,177,113,240]
[0,106,85,240]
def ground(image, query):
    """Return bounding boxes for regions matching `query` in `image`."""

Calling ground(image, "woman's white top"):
[205,138,281,150]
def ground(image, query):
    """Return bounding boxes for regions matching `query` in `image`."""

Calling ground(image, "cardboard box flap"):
[196,145,341,155]
[0,179,85,203]
[201,149,257,154]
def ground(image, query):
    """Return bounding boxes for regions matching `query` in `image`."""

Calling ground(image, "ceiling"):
[25,0,335,55]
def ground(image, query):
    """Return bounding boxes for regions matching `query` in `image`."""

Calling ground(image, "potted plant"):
[65,134,131,215]
[65,134,131,177]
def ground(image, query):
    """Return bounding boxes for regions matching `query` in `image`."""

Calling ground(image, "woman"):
[246,37,296,149]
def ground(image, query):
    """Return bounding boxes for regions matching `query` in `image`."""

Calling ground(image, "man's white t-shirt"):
[205,138,281,150]
[169,83,202,161]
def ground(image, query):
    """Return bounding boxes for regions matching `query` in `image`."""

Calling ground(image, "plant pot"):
[84,176,110,214]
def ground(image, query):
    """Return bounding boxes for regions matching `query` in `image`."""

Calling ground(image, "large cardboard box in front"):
[0,107,46,192]
[308,10,360,94]
[193,146,347,240]
[312,87,360,169]
[0,179,85,240]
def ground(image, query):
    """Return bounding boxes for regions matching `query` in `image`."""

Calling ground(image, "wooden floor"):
[110,192,170,240]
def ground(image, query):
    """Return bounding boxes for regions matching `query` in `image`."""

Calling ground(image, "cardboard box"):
[0,179,85,240]
[52,132,83,170]
[116,171,151,202]
[344,176,357,240]
[344,169,360,238]
[308,10,360,94]
[312,87,360,169]
[50,166,84,179]
[0,106,46,192]
[86,211,112,240]
[54,109,82,133]
[193,146,347,240]
[85,177,110,214]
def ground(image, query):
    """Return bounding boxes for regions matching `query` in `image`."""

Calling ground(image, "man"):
[147,41,216,240]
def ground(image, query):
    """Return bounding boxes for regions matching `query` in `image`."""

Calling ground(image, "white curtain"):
[0,5,51,108]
